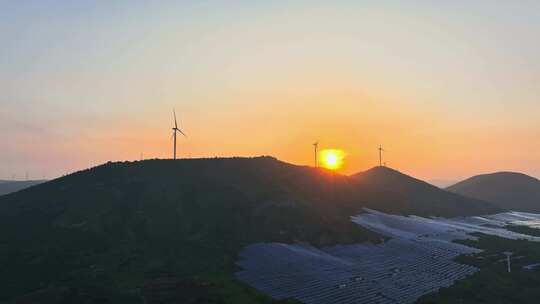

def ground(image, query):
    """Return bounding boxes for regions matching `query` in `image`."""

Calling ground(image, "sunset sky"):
[2,1,540,182]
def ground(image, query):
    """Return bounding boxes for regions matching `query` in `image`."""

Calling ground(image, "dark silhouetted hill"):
[0,157,370,303]
[0,158,499,303]
[447,172,540,212]
[0,180,46,196]
[352,166,500,217]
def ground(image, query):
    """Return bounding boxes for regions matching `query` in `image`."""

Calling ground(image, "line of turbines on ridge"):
[10,111,391,180]
[169,110,388,169]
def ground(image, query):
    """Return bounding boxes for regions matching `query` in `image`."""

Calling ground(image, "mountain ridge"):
[351,166,499,216]
[447,171,540,212]
[0,179,46,196]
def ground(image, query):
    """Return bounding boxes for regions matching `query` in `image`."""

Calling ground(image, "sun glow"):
[320,149,345,170]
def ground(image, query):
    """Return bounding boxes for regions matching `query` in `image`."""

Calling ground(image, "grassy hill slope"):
[0,157,499,303]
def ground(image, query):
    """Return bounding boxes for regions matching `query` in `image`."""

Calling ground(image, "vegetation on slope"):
[505,225,540,238]
[0,157,499,303]
[418,232,540,304]
[0,157,369,303]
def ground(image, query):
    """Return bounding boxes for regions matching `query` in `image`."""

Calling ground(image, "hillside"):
[447,172,540,212]
[352,166,500,217]
[0,179,46,196]
[0,158,499,303]
[0,157,372,303]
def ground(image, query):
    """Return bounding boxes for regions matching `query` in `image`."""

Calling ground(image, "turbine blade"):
[173,109,178,129]
[178,129,187,137]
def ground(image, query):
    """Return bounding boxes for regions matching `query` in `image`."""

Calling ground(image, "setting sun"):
[320,149,345,170]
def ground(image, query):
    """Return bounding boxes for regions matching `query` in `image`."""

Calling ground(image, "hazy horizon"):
[2,1,540,181]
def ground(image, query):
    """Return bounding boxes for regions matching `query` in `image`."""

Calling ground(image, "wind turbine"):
[378,145,385,167]
[172,109,187,160]
[313,142,319,168]
[504,251,513,273]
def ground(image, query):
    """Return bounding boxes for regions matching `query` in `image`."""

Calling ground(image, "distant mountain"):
[0,158,499,303]
[429,179,458,188]
[352,166,499,217]
[447,172,540,212]
[0,180,46,196]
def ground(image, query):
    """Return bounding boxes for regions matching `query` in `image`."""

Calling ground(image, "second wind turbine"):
[172,109,187,160]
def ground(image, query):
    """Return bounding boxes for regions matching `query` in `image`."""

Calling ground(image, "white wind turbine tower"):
[172,109,187,160]
[504,251,513,273]
[313,142,319,168]
[378,145,385,167]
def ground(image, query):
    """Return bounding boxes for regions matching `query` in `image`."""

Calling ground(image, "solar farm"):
[236,210,540,304]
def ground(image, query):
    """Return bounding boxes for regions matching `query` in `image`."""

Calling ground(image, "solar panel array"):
[236,239,478,304]
[353,208,540,242]
[236,210,540,304]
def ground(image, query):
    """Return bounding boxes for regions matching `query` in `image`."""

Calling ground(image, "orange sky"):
[1,1,540,182]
